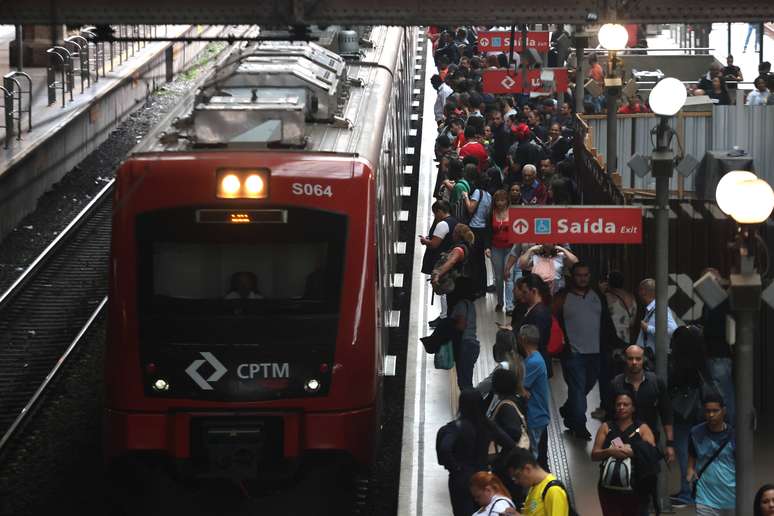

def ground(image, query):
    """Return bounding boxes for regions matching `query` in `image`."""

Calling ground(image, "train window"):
[136,206,346,317]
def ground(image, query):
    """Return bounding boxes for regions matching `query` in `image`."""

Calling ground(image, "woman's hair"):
[458,388,487,426]
[492,189,509,207]
[670,325,709,379]
[469,471,512,498]
[454,224,475,246]
[493,330,527,395]
[607,270,625,289]
[492,365,527,399]
[754,484,774,516]
[448,158,464,180]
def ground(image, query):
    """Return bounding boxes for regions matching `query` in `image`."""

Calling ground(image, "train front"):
[105,150,378,476]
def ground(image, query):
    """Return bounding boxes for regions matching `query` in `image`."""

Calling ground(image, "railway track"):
[0,182,113,453]
[0,27,258,458]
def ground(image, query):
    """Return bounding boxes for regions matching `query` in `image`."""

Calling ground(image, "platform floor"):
[398,39,774,516]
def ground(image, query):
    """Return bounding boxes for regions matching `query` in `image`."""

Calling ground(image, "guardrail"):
[46,25,162,108]
[2,72,32,145]
[572,114,626,205]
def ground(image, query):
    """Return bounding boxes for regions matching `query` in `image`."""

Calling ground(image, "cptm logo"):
[186,352,228,390]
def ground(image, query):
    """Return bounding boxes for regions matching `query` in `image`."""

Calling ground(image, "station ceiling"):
[1,0,772,25]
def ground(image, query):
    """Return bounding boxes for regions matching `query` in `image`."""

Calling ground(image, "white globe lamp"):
[723,178,774,224]
[598,23,629,51]
[649,78,688,116]
[715,170,758,216]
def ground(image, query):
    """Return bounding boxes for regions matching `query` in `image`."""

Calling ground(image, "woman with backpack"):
[470,471,516,516]
[488,368,530,505]
[591,391,657,516]
[437,390,498,516]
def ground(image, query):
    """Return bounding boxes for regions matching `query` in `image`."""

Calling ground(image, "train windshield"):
[136,207,347,317]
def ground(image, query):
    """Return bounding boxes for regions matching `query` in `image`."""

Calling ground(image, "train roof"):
[135,26,408,168]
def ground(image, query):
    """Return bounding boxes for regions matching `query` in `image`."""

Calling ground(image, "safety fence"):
[0,71,32,148]
[46,25,162,108]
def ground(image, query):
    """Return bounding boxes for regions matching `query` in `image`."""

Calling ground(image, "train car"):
[105,27,415,481]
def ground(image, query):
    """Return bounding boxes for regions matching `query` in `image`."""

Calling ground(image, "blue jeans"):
[504,265,522,312]
[708,357,735,423]
[744,23,759,51]
[673,421,694,501]
[528,424,548,460]
[560,352,601,430]
[454,338,480,390]
[490,246,511,308]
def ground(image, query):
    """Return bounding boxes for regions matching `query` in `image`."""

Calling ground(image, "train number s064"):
[292,183,333,197]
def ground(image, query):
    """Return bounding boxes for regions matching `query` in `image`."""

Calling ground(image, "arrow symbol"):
[512,218,529,235]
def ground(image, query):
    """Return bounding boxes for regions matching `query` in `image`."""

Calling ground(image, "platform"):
[398,41,774,516]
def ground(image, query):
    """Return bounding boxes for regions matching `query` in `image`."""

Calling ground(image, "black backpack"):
[435,420,461,469]
[541,479,579,516]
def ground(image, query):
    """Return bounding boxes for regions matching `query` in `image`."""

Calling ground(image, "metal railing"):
[572,114,626,205]
[45,25,164,108]
[46,46,73,108]
[2,72,32,144]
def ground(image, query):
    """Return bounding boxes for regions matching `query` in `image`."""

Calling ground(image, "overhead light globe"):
[715,170,758,215]
[724,178,774,224]
[649,77,687,116]
[598,23,629,50]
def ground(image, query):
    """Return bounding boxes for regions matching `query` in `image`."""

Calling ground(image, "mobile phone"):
[611,437,624,448]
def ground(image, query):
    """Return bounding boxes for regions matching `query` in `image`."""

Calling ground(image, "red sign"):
[482,68,569,95]
[477,31,550,53]
[508,206,643,244]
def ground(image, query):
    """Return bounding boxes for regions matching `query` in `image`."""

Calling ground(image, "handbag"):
[671,371,717,423]
[434,341,454,369]
[487,399,530,464]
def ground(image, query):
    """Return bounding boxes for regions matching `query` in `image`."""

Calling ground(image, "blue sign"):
[534,218,551,235]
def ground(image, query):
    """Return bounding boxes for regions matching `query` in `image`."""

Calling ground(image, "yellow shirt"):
[522,474,569,516]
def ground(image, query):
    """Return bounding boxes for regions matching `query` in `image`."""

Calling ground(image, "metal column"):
[606,90,618,173]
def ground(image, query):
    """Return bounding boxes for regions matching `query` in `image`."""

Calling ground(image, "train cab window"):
[136,207,346,318]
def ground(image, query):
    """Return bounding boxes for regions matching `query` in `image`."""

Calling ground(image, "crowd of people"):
[419,25,770,516]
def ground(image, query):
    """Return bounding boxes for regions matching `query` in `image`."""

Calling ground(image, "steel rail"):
[0,297,108,454]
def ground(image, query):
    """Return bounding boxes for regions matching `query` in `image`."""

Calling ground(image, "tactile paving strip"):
[547,377,576,506]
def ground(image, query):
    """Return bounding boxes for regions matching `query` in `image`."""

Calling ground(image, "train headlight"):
[220,174,241,197]
[153,379,170,392]
[244,174,265,196]
[304,378,321,393]
[216,169,270,199]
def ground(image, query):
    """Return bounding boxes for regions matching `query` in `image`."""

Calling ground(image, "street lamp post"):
[597,23,627,176]
[648,77,688,513]
[716,173,774,515]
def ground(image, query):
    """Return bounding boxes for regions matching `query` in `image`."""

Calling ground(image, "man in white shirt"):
[745,77,770,106]
[635,278,678,354]
[431,74,454,124]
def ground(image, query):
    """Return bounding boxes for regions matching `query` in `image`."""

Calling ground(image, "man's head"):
[522,164,537,186]
[449,118,464,135]
[505,447,543,488]
[726,55,734,66]
[571,262,591,290]
[523,273,546,305]
[638,278,656,304]
[624,344,645,375]
[560,101,572,116]
[702,391,726,427]
[755,77,768,92]
[709,62,722,77]
[517,324,540,351]
[539,158,556,179]
[759,61,772,74]
[489,109,504,127]
[527,110,541,127]
[509,183,522,204]
[513,275,528,303]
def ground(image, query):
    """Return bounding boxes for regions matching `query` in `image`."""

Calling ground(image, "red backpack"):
[547,315,565,356]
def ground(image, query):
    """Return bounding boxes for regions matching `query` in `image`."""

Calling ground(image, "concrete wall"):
[0,26,218,240]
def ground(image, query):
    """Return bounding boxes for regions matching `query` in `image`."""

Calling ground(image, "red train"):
[105,27,415,479]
